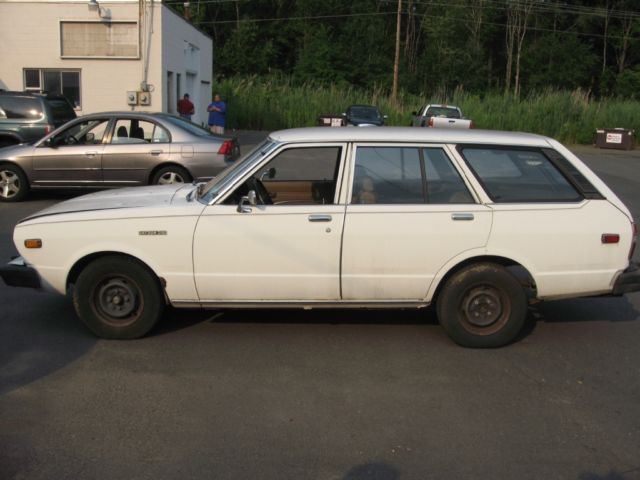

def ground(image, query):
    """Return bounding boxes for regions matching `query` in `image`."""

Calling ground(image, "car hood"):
[348,117,383,126]
[0,142,35,158]
[22,184,193,222]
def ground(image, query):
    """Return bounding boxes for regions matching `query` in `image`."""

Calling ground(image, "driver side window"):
[225,146,343,206]
[55,119,109,146]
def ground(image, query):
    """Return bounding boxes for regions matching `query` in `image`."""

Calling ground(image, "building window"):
[23,69,81,109]
[60,21,139,58]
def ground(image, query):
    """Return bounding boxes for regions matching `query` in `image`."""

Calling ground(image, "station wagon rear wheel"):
[0,164,29,202]
[73,256,164,339]
[436,263,527,348]
[152,165,192,185]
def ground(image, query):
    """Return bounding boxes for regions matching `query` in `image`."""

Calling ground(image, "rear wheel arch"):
[148,163,193,185]
[430,255,537,307]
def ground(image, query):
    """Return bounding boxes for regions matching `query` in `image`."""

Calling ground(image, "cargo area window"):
[460,147,582,203]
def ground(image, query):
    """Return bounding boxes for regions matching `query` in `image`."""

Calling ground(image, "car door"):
[31,118,109,186]
[192,144,347,302]
[101,117,172,185]
[341,144,493,301]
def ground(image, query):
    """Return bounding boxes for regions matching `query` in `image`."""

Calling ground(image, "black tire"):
[151,165,192,185]
[73,256,165,339]
[0,163,29,202]
[436,263,527,348]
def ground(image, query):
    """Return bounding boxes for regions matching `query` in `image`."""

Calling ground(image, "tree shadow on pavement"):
[0,292,97,396]
[343,463,400,480]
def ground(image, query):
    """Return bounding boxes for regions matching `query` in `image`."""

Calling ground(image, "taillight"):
[217,139,234,156]
[470,121,475,129]
[427,117,434,127]
[602,234,620,244]
[44,124,54,135]
[630,222,637,260]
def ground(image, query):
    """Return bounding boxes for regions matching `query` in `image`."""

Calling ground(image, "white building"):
[0,0,213,125]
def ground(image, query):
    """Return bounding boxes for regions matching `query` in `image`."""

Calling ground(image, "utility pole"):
[392,0,402,101]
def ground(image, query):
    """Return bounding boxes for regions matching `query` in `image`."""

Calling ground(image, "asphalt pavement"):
[1,138,640,480]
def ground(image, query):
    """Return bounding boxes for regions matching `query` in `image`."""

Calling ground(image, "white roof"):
[269,127,554,147]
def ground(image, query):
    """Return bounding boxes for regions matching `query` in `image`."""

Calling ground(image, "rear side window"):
[352,146,474,205]
[353,147,423,204]
[424,149,474,204]
[460,147,582,203]
[0,96,43,119]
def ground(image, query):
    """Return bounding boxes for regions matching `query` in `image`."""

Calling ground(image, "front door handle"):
[85,151,98,158]
[150,150,163,156]
[451,213,474,221]
[308,214,332,222]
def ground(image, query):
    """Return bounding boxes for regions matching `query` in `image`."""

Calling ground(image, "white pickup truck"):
[411,104,474,129]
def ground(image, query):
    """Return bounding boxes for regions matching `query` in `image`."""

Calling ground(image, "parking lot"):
[1,139,640,480]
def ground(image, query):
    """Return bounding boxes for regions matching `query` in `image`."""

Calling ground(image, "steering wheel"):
[249,177,273,205]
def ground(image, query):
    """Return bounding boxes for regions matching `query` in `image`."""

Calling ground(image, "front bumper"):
[612,263,640,295]
[0,256,41,289]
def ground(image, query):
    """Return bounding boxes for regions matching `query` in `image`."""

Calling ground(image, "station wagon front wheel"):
[436,263,527,348]
[73,256,165,339]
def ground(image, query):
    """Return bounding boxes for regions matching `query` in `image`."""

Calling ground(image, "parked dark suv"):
[0,91,77,148]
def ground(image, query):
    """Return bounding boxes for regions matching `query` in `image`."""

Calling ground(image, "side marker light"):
[24,239,42,249]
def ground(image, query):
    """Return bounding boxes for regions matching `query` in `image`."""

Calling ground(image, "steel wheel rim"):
[93,276,143,326]
[459,285,510,335]
[0,170,21,199]
[157,171,185,184]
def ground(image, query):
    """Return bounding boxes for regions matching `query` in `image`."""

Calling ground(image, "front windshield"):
[350,107,380,120]
[198,139,277,204]
[425,107,461,118]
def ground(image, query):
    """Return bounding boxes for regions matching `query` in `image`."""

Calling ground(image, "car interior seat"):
[116,126,128,139]
[354,176,377,204]
[130,126,145,141]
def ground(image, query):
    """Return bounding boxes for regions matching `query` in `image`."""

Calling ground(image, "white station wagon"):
[2,127,639,347]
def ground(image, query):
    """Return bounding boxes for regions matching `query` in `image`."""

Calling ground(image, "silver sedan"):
[0,112,240,202]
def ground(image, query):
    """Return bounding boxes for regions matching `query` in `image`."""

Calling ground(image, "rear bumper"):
[612,263,640,295]
[0,257,41,289]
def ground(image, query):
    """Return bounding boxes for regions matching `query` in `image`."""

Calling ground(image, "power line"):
[193,11,398,25]
[190,6,637,40]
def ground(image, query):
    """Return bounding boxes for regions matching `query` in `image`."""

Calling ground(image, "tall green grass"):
[216,76,640,144]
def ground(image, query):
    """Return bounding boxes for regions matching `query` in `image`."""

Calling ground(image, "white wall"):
[0,0,212,121]
[160,6,213,125]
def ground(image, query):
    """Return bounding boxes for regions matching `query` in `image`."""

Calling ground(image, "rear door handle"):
[150,150,163,156]
[85,151,98,157]
[451,213,474,221]
[308,214,332,222]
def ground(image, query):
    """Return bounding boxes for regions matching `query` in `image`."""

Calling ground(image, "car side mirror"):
[237,189,257,213]
[85,132,95,144]
[260,167,276,181]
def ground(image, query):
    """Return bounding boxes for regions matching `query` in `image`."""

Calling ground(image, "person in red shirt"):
[177,93,195,121]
